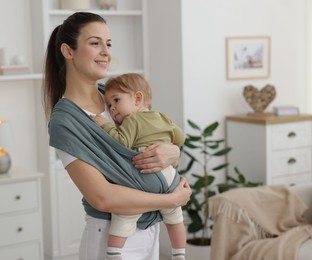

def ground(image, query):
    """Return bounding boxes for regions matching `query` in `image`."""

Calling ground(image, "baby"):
[92,73,186,260]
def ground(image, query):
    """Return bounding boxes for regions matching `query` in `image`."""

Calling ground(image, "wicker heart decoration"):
[243,84,276,113]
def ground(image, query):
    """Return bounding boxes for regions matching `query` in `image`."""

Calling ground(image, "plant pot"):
[186,242,211,259]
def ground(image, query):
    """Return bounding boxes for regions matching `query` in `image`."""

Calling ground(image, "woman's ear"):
[60,43,73,59]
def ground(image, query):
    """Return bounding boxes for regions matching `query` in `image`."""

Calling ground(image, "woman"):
[43,12,191,260]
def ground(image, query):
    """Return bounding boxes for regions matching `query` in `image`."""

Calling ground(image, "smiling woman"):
[42,11,191,260]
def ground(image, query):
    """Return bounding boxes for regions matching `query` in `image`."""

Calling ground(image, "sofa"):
[209,184,312,260]
[291,184,312,260]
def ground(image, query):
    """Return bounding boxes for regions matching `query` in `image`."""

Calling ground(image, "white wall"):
[182,0,306,130]
[147,0,184,127]
[155,2,308,256]
[305,0,312,113]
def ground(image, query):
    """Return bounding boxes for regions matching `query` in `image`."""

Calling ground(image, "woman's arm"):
[132,143,180,173]
[66,159,191,215]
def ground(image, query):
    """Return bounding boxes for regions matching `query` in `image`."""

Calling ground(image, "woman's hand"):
[172,176,192,207]
[132,143,180,173]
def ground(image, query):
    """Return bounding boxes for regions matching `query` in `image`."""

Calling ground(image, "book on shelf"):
[273,106,300,116]
[0,65,30,75]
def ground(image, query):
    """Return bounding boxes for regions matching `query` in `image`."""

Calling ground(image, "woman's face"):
[70,22,112,81]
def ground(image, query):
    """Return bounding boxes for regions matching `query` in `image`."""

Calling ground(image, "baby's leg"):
[161,167,187,259]
[161,206,186,260]
[166,222,186,249]
[105,235,127,260]
[106,213,141,260]
[166,222,186,260]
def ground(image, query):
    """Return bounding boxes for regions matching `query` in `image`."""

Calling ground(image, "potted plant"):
[180,119,232,248]
[180,119,262,258]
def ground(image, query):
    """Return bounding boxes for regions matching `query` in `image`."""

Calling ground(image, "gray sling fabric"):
[49,98,179,229]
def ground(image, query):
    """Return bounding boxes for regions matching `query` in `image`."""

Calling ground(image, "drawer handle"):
[287,132,296,138]
[15,195,21,200]
[17,227,23,232]
[288,158,296,164]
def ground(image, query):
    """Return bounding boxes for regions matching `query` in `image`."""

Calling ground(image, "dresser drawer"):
[0,212,41,246]
[270,147,312,176]
[0,242,41,260]
[272,173,312,186]
[271,121,312,150]
[0,180,38,214]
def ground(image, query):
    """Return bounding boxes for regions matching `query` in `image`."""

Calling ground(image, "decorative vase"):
[59,0,91,10]
[0,148,11,174]
[96,0,118,10]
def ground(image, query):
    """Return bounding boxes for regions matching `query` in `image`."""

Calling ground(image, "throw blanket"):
[49,98,179,230]
[209,185,312,260]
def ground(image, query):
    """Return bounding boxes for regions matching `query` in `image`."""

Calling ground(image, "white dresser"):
[226,114,312,186]
[0,169,43,260]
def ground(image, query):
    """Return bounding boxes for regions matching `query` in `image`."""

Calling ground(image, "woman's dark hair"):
[43,12,106,119]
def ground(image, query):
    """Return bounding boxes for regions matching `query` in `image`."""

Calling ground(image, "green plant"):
[180,119,262,246]
[180,120,232,246]
[217,166,262,193]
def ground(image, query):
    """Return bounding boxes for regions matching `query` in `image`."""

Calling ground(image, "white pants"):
[79,215,160,260]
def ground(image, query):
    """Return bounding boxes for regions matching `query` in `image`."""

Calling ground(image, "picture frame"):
[226,36,271,80]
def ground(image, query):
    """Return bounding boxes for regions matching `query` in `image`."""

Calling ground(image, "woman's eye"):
[107,42,112,48]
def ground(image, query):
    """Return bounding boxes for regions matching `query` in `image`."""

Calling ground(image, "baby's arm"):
[172,123,186,147]
[92,114,136,148]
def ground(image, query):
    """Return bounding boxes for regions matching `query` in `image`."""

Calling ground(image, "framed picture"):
[226,36,271,80]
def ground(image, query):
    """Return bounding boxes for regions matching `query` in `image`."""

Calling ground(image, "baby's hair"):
[105,73,152,109]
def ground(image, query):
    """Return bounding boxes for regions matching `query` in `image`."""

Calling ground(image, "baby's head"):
[104,73,152,124]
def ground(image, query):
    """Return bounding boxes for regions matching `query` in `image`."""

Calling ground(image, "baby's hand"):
[90,114,107,126]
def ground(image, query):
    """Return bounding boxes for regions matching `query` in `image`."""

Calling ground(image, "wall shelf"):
[0,73,43,82]
[49,9,142,16]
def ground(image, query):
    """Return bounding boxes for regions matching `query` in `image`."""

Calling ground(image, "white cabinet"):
[0,170,43,260]
[226,114,312,186]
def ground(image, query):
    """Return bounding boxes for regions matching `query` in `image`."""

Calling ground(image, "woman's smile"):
[95,59,109,68]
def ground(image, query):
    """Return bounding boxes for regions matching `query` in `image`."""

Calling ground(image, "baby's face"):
[105,90,138,124]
